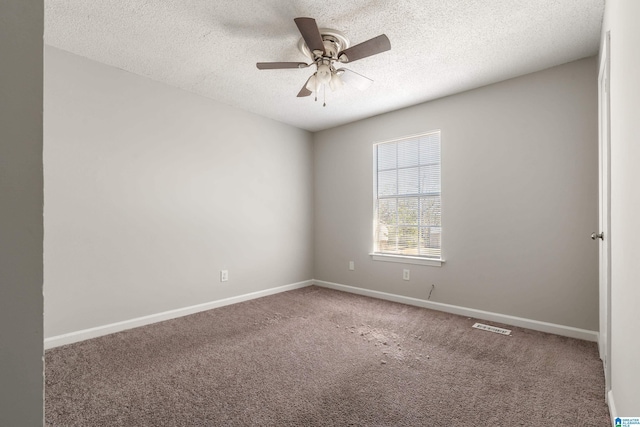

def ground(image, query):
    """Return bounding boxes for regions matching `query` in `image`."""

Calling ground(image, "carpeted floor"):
[45,286,610,426]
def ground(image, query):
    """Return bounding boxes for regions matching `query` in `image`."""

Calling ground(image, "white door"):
[597,31,611,396]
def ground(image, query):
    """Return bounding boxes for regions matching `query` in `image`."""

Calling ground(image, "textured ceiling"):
[45,0,605,132]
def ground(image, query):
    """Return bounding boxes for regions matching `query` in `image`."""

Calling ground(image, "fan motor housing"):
[298,28,350,60]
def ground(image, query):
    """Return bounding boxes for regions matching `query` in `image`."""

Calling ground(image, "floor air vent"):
[472,322,511,335]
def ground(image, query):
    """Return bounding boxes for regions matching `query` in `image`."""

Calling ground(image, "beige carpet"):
[45,286,609,426]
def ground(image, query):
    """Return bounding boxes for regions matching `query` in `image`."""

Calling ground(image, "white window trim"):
[370,252,444,267]
[372,130,443,266]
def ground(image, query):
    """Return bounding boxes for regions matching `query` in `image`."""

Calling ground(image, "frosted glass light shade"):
[316,64,332,85]
[329,73,344,91]
[305,74,318,92]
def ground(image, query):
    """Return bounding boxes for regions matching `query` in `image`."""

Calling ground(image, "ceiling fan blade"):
[257,62,308,70]
[297,76,313,97]
[338,34,390,63]
[337,68,373,91]
[294,17,325,55]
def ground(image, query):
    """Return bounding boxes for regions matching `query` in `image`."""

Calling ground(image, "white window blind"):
[374,131,441,259]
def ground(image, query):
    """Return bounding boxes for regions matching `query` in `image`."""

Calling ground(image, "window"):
[373,131,442,264]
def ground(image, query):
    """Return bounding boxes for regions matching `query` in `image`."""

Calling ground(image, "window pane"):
[377,142,397,170]
[397,138,420,168]
[376,223,391,252]
[378,198,397,225]
[384,225,398,253]
[420,133,441,165]
[397,197,418,225]
[398,167,419,195]
[377,170,397,196]
[420,164,440,193]
[397,226,419,255]
[419,227,441,258]
[420,196,441,226]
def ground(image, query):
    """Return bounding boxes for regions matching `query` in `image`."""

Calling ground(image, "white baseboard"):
[607,389,616,427]
[313,280,599,342]
[44,280,313,349]
[45,279,599,349]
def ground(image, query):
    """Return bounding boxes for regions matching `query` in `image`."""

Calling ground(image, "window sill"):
[369,253,444,267]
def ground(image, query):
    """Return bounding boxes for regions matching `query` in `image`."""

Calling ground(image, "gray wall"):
[44,47,314,337]
[603,0,640,417]
[0,0,44,425]
[314,57,598,331]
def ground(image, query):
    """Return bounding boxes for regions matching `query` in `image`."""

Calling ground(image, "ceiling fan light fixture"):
[257,18,391,102]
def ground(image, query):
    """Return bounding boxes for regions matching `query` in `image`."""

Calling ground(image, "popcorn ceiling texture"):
[45,0,604,131]
[45,286,610,426]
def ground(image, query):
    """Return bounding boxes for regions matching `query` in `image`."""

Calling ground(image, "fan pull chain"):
[323,85,326,107]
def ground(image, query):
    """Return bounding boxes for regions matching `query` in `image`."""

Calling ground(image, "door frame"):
[597,30,612,396]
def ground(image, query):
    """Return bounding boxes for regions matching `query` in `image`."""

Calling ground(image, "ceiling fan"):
[257,17,391,105]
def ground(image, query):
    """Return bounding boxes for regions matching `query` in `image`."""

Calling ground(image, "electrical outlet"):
[349,261,355,271]
[220,270,229,282]
[403,269,410,281]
